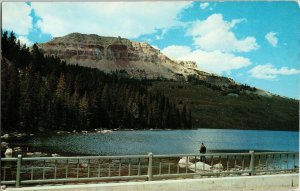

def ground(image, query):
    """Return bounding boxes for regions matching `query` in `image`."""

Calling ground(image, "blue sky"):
[2,1,300,99]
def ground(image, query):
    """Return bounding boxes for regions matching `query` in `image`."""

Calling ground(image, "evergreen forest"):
[1,31,192,133]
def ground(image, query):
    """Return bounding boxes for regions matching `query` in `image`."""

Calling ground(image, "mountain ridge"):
[37,33,278,98]
[37,33,238,86]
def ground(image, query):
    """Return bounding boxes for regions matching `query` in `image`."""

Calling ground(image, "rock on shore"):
[189,161,212,171]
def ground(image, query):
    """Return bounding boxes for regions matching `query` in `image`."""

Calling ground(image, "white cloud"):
[162,45,251,74]
[180,49,251,74]
[265,32,278,47]
[17,36,33,46]
[31,2,192,38]
[160,13,256,75]
[161,45,192,60]
[249,64,300,80]
[186,14,259,53]
[2,2,32,35]
[200,3,209,10]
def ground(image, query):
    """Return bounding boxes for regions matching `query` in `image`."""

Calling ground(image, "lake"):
[18,128,299,156]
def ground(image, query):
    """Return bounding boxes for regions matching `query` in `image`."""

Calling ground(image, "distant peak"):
[38,32,216,82]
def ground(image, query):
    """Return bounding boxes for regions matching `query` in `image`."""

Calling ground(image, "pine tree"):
[188,109,192,129]
[182,104,187,129]
[5,64,21,130]
[79,93,90,129]
[1,58,9,131]
[20,65,41,132]
[1,31,9,58]
[56,73,66,99]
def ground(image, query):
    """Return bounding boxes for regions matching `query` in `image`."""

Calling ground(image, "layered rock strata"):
[38,33,235,87]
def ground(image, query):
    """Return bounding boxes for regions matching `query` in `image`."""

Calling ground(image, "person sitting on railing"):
[200,143,206,162]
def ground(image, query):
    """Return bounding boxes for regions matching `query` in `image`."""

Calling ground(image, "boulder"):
[100,130,112,133]
[13,147,22,152]
[26,152,43,157]
[1,134,9,140]
[51,153,60,157]
[189,161,212,172]
[33,152,43,157]
[80,163,88,168]
[26,152,34,157]
[213,163,223,170]
[178,157,193,168]
[16,133,27,138]
[1,141,9,149]
[5,148,13,158]
[57,131,70,134]
[189,156,200,163]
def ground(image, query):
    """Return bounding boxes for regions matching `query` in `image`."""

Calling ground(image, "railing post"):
[148,152,153,181]
[249,151,255,176]
[16,154,22,187]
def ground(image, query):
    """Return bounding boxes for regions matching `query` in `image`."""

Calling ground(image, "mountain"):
[37,33,276,97]
[37,33,236,87]
[36,33,298,131]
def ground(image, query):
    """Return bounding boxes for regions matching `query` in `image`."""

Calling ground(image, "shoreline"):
[1,126,298,139]
[2,127,298,142]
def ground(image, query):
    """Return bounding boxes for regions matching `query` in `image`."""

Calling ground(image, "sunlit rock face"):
[37,33,235,86]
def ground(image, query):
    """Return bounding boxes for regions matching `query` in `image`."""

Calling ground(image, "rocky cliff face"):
[37,33,235,87]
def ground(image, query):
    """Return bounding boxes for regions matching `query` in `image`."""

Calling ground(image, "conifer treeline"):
[1,31,192,132]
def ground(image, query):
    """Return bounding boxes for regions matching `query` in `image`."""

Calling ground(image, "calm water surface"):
[23,129,299,155]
